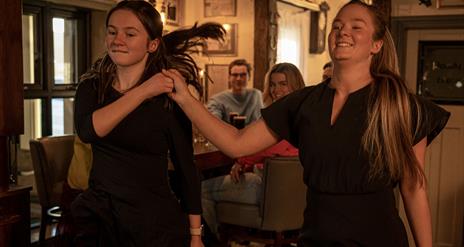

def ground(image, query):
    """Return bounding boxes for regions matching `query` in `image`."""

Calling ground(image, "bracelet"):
[189,225,203,236]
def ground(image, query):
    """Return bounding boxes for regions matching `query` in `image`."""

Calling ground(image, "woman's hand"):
[138,72,174,99]
[190,235,204,247]
[162,69,194,105]
[230,163,244,183]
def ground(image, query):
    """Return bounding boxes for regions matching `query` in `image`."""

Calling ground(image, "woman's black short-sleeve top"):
[261,81,450,246]
[261,81,449,193]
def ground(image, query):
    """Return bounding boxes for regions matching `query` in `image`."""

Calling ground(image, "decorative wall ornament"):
[166,0,182,25]
[203,23,237,56]
[204,64,229,100]
[309,1,329,54]
[204,0,236,17]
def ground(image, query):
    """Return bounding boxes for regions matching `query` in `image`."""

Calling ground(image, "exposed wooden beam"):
[0,0,24,191]
[254,0,276,91]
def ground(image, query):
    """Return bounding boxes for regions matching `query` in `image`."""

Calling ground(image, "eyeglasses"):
[230,73,248,78]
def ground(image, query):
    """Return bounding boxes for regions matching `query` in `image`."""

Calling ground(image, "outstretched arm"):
[165,69,279,158]
[400,137,432,247]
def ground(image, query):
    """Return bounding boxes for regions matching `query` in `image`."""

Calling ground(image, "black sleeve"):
[261,87,315,147]
[167,103,201,214]
[412,95,450,146]
[74,79,100,143]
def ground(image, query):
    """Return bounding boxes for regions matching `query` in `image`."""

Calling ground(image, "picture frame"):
[204,0,236,17]
[166,0,183,26]
[416,40,464,105]
[309,11,326,54]
[309,2,329,54]
[436,0,464,8]
[204,64,229,100]
[204,23,237,56]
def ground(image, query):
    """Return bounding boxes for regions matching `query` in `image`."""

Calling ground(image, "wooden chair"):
[29,135,74,242]
[217,156,307,246]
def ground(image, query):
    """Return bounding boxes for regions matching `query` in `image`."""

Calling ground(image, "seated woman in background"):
[202,62,305,239]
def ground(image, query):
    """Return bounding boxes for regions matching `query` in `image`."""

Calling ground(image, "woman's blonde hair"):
[263,63,306,106]
[341,1,424,186]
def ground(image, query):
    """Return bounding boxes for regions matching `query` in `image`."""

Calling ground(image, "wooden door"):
[397,28,464,247]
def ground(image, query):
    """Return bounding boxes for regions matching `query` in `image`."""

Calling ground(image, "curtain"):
[276,1,309,78]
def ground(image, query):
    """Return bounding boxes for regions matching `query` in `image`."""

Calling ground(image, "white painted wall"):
[183,0,255,87]
[304,0,349,85]
[54,0,464,86]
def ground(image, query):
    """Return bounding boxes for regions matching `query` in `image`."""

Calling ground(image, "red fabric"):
[237,140,298,170]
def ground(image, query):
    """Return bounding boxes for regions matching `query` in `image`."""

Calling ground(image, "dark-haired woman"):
[72,1,224,246]
[166,1,450,246]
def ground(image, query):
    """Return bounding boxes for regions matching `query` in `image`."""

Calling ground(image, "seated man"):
[207,59,263,126]
[202,63,304,242]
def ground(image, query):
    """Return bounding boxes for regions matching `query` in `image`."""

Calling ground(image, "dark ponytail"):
[160,22,225,96]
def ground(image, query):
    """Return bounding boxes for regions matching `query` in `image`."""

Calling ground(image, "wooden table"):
[167,141,233,184]
[193,142,234,180]
[193,142,234,171]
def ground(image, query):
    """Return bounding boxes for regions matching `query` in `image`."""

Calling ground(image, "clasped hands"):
[141,69,192,103]
[230,163,244,183]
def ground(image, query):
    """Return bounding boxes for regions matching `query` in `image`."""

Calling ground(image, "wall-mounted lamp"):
[160,0,167,25]
[222,23,231,32]
[148,0,167,25]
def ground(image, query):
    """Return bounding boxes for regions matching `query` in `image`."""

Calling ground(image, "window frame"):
[23,0,90,137]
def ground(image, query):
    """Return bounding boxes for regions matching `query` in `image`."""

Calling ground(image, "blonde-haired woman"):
[262,62,306,106]
[166,1,450,246]
[202,63,305,242]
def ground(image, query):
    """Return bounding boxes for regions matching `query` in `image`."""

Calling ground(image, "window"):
[276,1,310,80]
[20,1,89,151]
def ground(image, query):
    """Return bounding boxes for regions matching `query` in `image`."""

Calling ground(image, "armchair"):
[29,135,75,242]
[216,156,307,246]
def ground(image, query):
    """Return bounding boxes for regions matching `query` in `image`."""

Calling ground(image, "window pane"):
[22,14,37,85]
[51,98,74,135]
[53,17,77,85]
[20,99,43,150]
[277,38,300,68]
[18,99,43,190]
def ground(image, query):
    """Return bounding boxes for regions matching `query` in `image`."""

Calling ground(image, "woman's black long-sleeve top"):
[73,78,201,244]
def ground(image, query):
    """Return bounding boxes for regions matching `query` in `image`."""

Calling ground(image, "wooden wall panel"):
[0,0,24,135]
[430,106,464,247]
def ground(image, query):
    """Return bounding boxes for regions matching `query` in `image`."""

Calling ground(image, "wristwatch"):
[190,225,203,236]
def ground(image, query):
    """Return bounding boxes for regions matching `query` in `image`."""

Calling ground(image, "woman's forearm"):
[92,86,147,137]
[177,96,278,158]
[188,214,203,246]
[92,73,174,137]
[188,214,202,229]
[401,185,433,247]
[401,137,432,247]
